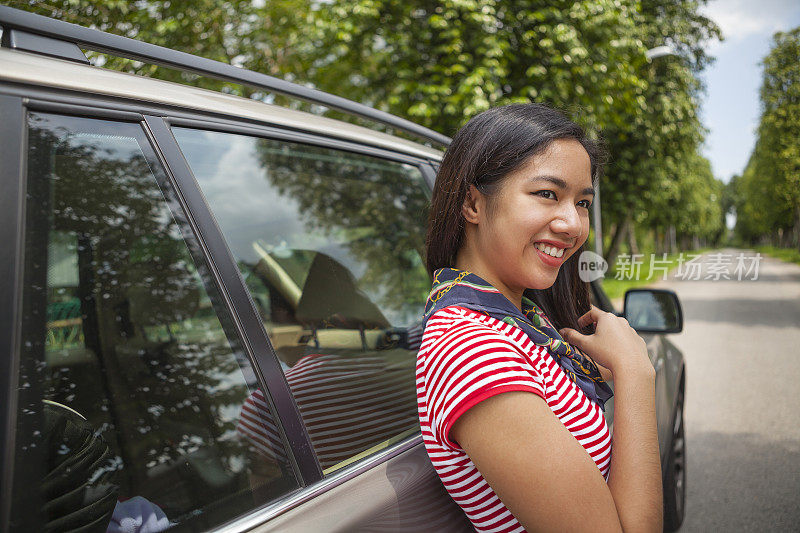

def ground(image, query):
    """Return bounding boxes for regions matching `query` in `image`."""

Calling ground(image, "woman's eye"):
[577,199,592,208]
[535,190,557,200]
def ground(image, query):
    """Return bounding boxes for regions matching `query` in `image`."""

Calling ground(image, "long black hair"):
[425,103,606,332]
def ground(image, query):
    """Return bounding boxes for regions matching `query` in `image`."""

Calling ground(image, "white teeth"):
[535,242,565,258]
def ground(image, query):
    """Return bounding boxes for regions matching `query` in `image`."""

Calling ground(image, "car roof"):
[0,47,444,161]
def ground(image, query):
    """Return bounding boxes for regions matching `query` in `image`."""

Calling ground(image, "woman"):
[417,104,662,532]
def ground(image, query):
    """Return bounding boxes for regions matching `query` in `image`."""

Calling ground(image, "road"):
[653,249,800,531]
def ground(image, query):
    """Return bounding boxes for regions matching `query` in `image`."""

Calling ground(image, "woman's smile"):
[533,241,569,266]
[533,242,566,259]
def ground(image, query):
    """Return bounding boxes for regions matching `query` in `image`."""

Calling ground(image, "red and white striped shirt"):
[417,306,612,533]
[238,349,419,472]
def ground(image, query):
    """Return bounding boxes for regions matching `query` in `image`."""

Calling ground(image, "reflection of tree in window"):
[256,143,431,320]
[655,293,677,329]
[173,129,425,478]
[14,114,297,532]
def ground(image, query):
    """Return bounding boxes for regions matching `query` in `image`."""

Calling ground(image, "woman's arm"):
[452,391,623,532]
[604,367,662,531]
[451,306,662,532]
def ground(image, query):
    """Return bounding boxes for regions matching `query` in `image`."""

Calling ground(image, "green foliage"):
[5,0,314,96]
[306,0,649,137]
[8,0,723,249]
[733,28,800,247]
[601,0,721,245]
[307,0,722,247]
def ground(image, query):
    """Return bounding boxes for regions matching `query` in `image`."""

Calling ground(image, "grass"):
[597,249,712,300]
[754,245,800,266]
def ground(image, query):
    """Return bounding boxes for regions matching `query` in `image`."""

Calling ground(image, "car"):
[0,6,686,532]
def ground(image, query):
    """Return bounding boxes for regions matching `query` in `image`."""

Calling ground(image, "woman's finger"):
[577,305,603,329]
[577,313,595,329]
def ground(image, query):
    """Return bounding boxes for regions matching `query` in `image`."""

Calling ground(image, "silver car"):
[0,6,686,532]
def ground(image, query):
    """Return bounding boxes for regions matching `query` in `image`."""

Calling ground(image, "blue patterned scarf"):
[422,268,613,410]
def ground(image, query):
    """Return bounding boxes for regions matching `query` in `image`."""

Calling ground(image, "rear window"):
[174,128,430,474]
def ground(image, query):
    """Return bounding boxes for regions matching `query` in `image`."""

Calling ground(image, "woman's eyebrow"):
[530,175,595,196]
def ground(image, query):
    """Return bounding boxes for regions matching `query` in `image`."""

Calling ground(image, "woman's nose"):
[550,203,582,237]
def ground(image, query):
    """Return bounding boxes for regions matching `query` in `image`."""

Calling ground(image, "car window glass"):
[11,113,300,533]
[173,128,428,474]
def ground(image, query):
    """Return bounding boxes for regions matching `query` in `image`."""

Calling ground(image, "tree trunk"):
[669,225,677,254]
[605,216,630,272]
[654,228,664,255]
[627,221,640,255]
[794,210,800,251]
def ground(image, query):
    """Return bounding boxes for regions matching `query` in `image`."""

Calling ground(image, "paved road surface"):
[654,249,800,531]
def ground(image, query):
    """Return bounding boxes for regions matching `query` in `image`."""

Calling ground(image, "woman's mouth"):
[533,242,568,266]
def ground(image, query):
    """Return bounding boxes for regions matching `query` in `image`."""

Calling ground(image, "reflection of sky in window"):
[174,128,428,326]
[173,129,382,283]
[61,129,186,243]
[67,133,141,160]
[173,129,307,266]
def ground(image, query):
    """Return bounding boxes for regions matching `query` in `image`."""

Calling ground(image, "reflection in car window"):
[174,128,428,473]
[11,114,299,533]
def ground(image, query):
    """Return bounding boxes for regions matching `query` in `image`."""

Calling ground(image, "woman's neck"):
[454,248,524,312]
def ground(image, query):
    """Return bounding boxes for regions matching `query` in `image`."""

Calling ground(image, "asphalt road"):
[653,249,800,531]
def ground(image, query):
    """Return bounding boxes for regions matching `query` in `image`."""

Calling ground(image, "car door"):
[3,105,314,532]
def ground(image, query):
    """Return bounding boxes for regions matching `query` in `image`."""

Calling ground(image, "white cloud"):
[703,0,800,45]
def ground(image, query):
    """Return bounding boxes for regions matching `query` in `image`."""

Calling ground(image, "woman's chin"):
[526,272,559,291]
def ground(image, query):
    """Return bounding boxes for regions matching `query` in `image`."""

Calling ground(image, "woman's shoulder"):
[421,305,545,361]
[424,305,509,339]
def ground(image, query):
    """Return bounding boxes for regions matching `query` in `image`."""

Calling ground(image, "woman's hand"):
[558,305,653,377]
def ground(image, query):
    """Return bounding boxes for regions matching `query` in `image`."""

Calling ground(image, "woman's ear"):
[461,185,483,224]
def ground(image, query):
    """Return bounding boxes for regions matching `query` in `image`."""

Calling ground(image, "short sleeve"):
[421,314,546,450]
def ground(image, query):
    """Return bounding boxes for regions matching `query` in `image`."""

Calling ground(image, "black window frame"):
[0,84,445,532]
[0,93,26,533]
[143,115,321,485]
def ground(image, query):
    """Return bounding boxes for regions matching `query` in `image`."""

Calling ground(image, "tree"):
[5,0,313,97]
[9,0,722,258]
[306,0,719,264]
[306,0,648,137]
[600,0,720,262]
[733,28,800,248]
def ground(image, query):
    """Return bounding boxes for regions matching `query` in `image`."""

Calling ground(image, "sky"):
[699,0,800,183]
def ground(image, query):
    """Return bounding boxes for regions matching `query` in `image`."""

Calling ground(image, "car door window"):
[173,128,429,474]
[11,113,300,533]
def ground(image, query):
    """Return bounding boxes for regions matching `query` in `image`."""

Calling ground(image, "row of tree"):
[728,28,800,250]
[10,0,727,260]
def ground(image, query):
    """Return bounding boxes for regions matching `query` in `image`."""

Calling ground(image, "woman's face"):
[469,139,594,293]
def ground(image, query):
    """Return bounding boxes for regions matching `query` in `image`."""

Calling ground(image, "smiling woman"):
[417,104,663,532]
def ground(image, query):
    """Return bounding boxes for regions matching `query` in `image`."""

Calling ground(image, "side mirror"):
[623,289,683,334]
